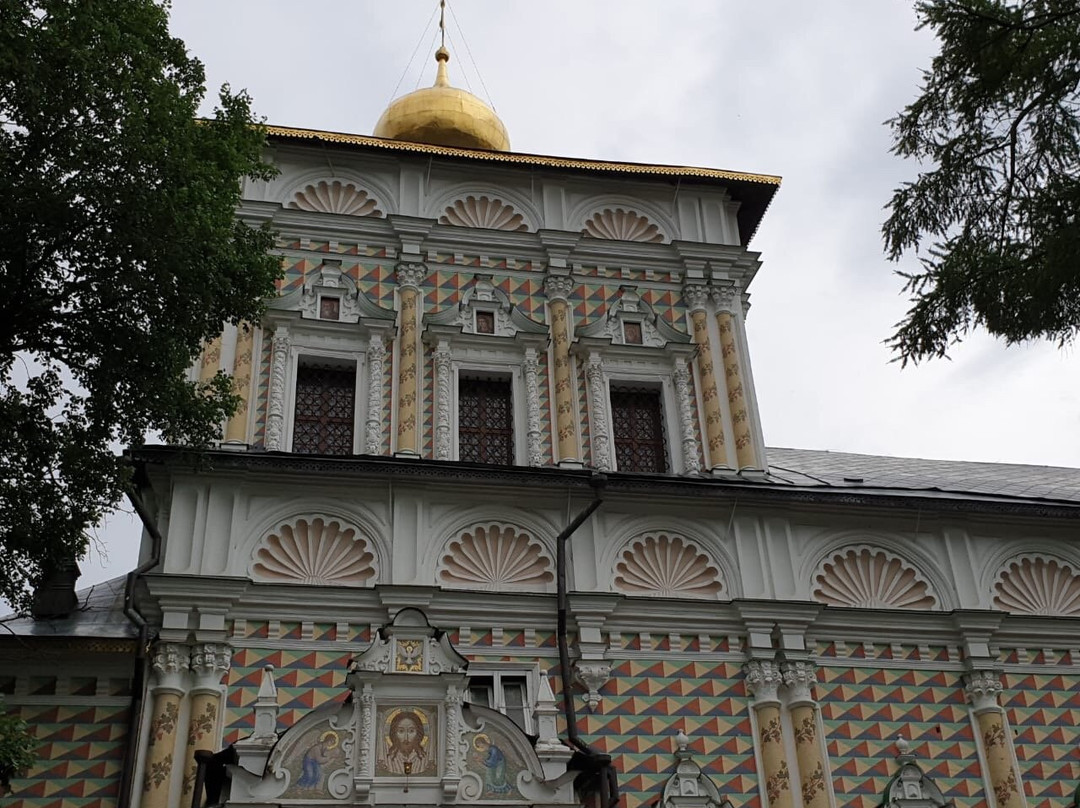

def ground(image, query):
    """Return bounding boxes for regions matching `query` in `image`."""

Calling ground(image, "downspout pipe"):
[118,475,164,808]
[555,473,618,808]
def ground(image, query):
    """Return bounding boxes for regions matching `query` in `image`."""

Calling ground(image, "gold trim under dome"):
[373,46,510,152]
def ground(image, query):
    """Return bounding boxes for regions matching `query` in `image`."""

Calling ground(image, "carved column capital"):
[710,283,739,313]
[190,642,232,690]
[151,642,190,692]
[964,669,1004,713]
[544,275,575,304]
[682,283,710,314]
[395,262,427,290]
[743,658,783,706]
[781,660,817,706]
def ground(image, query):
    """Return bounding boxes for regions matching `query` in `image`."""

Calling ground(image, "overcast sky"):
[78,1,1080,590]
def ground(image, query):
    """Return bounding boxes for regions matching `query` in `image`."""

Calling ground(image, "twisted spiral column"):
[545,275,579,463]
[683,284,726,468]
[782,661,830,808]
[966,670,1023,808]
[395,263,426,454]
[713,284,756,468]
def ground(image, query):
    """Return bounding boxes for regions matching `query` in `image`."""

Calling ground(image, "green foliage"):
[0,703,36,792]
[884,0,1080,363]
[0,0,280,610]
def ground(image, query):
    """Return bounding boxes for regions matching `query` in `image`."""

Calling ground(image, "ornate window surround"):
[423,325,545,466]
[573,336,696,474]
[465,662,541,734]
[262,263,396,453]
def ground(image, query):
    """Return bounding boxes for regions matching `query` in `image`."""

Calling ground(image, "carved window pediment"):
[577,285,688,348]
[425,274,546,338]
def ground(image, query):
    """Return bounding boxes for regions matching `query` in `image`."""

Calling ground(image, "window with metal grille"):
[467,673,531,733]
[458,375,513,464]
[610,386,667,473]
[292,363,356,455]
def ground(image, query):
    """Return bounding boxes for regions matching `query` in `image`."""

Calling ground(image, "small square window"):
[475,310,496,334]
[467,673,531,732]
[319,296,341,320]
[622,321,643,345]
[611,386,667,473]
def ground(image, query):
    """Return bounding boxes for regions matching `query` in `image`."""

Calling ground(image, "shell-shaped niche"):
[583,208,664,243]
[614,534,724,599]
[993,555,1080,616]
[812,547,936,609]
[439,195,528,232]
[438,524,553,591]
[288,180,384,217]
[252,517,376,586]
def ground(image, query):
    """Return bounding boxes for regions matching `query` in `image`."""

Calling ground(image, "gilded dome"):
[373,47,510,152]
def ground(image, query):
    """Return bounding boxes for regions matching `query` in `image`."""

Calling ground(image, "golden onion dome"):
[373,46,510,152]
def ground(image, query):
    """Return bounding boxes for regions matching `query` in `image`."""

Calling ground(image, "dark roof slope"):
[0,575,135,639]
[766,447,1080,505]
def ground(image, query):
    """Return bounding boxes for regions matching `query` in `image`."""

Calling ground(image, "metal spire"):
[439,0,446,49]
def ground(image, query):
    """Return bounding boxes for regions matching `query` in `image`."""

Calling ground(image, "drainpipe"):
[118,475,164,808]
[555,473,618,808]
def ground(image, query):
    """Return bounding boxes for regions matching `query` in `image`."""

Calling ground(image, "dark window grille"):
[292,364,355,455]
[458,376,513,464]
[610,386,667,473]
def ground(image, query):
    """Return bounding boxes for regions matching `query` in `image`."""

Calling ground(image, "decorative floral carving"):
[288,181,383,217]
[765,759,790,804]
[583,208,664,243]
[439,195,528,231]
[801,761,826,805]
[252,517,376,586]
[264,326,291,451]
[438,524,553,590]
[433,346,453,461]
[992,554,1080,615]
[760,716,783,745]
[812,546,937,609]
[364,338,387,455]
[586,354,611,472]
[614,534,724,598]
[523,348,543,467]
[672,358,700,474]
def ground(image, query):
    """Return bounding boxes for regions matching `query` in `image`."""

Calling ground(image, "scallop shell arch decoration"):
[251,517,377,586]
[288,180,384,217]
[993,555,1080,616]
[438,523,554,591]
[614,534,725,599]
[440,195,529,232]
[812,546,937,609]
[583,208,664,243]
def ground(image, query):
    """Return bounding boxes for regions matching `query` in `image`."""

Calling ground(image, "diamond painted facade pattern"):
[817,665,984,808]
[7,703,129,808]
[1001,670,1080,807]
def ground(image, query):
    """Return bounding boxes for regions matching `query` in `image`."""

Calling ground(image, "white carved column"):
[585,352,611,472]
[442,684,463,799]
[672,356,701,474]
[263,325,291,451]
[433,341,453,461]
[364,336,387,455]
[523,346,543,467]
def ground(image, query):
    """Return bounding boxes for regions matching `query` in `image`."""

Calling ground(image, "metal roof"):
[766,447,1080,506]
[0,575,136,639]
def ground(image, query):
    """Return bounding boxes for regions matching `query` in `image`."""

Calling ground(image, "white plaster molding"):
[439,195,530,232]
[364,336,387,455]
[710,283,740,314]
[523,347,544,467]
[992,553,1080,616]
[190,642,233,690]
[682,283,710,314]
[396,261,427,290]
[742,658,783,706]
[288,179,384,217]
[276,165,397,216]
[572,660,612,712]
[263,326,291,450]
[543,275,575,304]
[150,642,190,692]
[810,545,938,610]
[423,182,542,232]
[781,660,817,706]
[582,207,665,243]
[567,194,678,243]
[433,343,454,461]
[963,669,1003,714]
[585,353,612,472]
[437,523,555,592]
[613,533,725,599]
[249,516,378,587]
[672,357,701,474]
[976,542,1080,610]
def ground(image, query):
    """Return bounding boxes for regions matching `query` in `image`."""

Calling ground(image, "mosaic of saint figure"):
[296,730,338,790]
[376,707,436,776]
[473,733,513,794]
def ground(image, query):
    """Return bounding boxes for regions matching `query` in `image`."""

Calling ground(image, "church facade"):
[4,42,1080,808]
